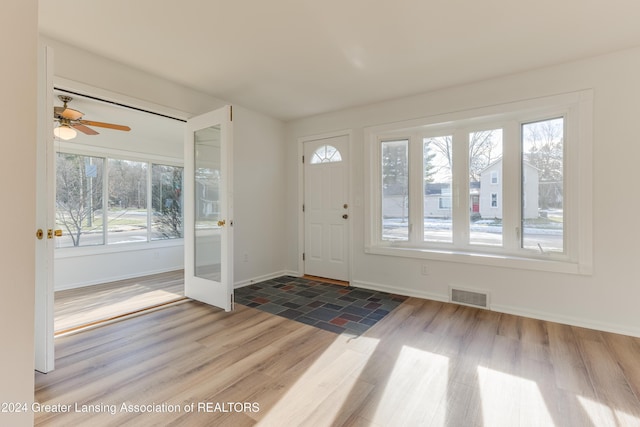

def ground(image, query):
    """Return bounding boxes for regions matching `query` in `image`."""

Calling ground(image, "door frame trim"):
[297,130,353,282]
[36,72,192,371]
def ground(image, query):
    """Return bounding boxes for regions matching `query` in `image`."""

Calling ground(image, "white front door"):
[184,105,234,310]
[304,135,350,282]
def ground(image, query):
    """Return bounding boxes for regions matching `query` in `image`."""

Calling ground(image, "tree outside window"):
[55,152,183,247]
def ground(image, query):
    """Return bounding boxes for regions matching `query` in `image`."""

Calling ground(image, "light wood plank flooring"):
[54,270,185,333]
[36,296,640,426]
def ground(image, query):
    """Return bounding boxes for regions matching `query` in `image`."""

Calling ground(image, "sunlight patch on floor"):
[371,345,450,426]
[256,335,379,427]
[477,366,553,426]
[577,395,640,427]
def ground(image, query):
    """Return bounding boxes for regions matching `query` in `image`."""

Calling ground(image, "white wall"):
[0,1,37,426]
[55,244,184,290]
[233,106,288,286]
[42,37,226,116]
[45,38,288,290]
[286,46,640,338]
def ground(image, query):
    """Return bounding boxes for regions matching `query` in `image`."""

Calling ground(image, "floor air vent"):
[450,287,489,309]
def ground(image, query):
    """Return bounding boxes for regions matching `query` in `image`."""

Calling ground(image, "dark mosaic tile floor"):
[235,276,408,336]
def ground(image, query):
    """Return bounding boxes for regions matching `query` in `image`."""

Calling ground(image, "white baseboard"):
[350,279,449,303]
[234,270,301,289]
[491,304,640,339]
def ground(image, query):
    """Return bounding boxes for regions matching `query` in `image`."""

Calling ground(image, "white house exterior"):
[479,159,539,219]
[424,183,452,218]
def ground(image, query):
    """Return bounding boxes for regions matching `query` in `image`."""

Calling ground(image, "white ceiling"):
[39,0,640,121]
[52,89,184,152]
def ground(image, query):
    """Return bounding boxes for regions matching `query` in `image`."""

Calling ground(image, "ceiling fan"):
[53,95,131,140]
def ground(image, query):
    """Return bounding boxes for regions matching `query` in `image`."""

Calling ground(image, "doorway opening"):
[51,88,187,334]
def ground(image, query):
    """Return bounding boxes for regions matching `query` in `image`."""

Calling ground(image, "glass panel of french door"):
[184,106,233,311]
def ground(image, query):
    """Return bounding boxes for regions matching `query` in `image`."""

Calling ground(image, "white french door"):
[184,105,234,310]
[303,134,350,282]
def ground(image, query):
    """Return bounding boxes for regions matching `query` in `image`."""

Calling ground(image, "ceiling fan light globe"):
[54,124,77,140]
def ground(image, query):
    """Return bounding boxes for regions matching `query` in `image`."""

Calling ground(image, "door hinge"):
[302,204,305,212]
[302,155,305,164]
[229,105,233,122]
[302,252,306,261]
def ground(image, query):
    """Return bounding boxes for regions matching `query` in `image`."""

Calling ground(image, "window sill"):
[365,245,591,275]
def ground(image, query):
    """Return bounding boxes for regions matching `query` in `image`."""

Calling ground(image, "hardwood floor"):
[35,296,640,426]
[54,270,185,333]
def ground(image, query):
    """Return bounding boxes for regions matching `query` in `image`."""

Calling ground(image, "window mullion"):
[103,158,109,245]
[452,129,469,247]
[147,162,152,242]
[502,122,520,252]
[409,134,423,244]
[372,139,382,247]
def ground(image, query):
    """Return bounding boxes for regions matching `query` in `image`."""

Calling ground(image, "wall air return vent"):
[450,287,489,309]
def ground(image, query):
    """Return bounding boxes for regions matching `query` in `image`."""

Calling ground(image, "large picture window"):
[365,91,593,274]
[56,153,183,248]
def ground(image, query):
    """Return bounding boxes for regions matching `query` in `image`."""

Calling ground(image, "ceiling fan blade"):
[60,108,84,120]
[72,123,99,136]
[79,120,131,132]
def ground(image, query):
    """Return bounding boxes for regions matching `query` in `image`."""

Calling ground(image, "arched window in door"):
[310,145,342,164]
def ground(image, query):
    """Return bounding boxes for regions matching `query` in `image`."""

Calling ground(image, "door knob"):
[217,220,226,227]
[342,214,348,219]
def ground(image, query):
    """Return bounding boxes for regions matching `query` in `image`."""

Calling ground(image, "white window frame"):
[364,90,593,275]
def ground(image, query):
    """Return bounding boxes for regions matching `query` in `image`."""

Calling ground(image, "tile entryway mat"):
[235,276,408,336]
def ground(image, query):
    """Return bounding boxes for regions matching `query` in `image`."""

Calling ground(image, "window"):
[382,139,409,241]
[438,196,451,210]
[470,129,502,246]
[310,144,342,164]
[521,117,564,253]
[365,91,593,274]
[107,159,148,244]
[56,153,104,248]
[152,165,183,240]
[424,136,453,243]
[56,152,183,248]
